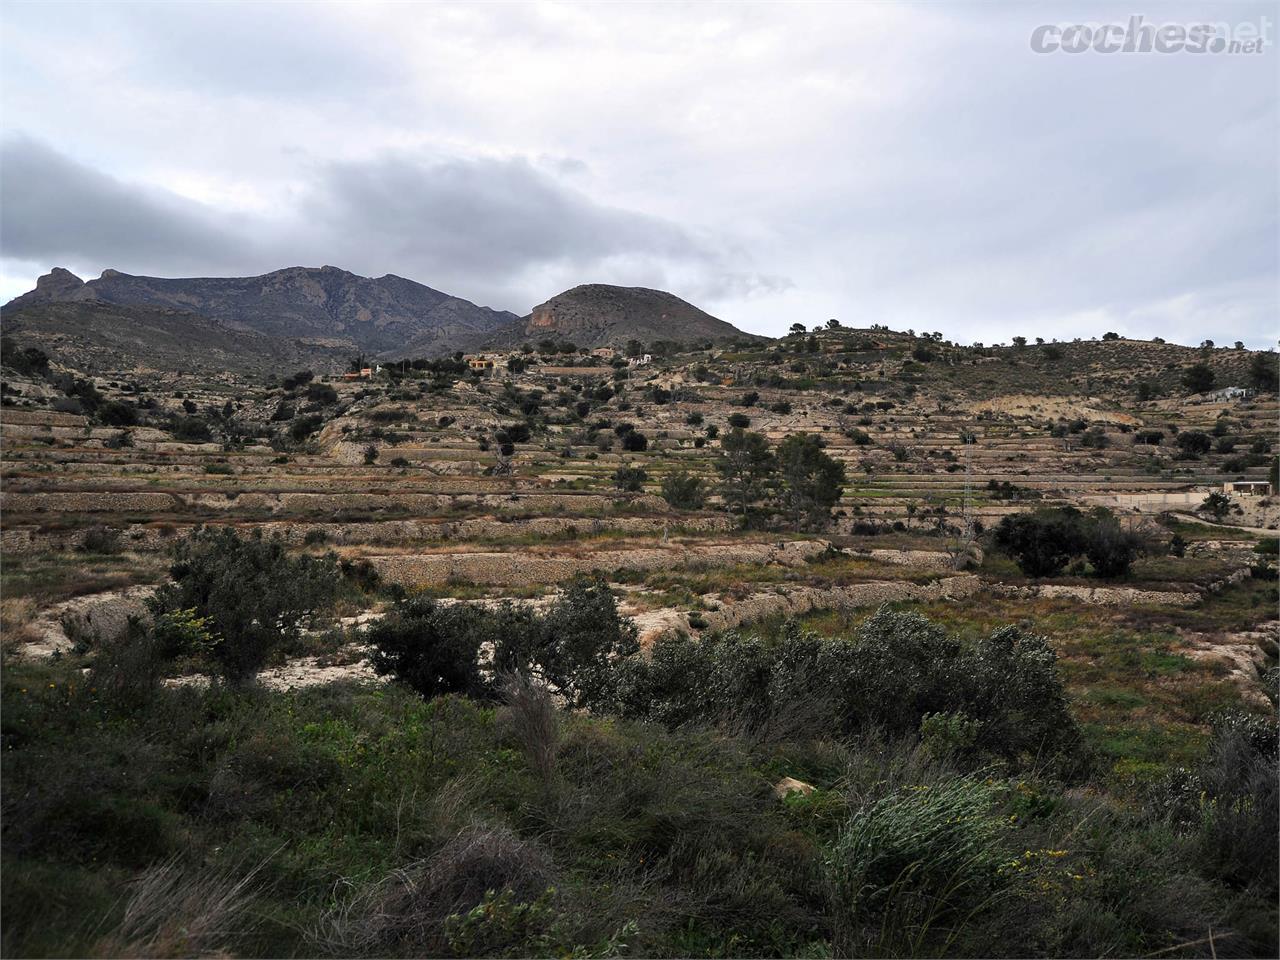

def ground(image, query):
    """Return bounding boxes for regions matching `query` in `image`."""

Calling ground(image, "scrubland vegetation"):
[2,527,1277,959]
[3,328,1277,958]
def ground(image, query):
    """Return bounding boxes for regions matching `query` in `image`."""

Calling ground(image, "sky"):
[0,0,1275,347]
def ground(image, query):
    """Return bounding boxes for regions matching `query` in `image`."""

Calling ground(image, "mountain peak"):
[518,283,752,348]
[3,265,521,358]
[36,267,85,293]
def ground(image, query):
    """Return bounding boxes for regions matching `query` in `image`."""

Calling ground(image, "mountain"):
[0,299,351,376]
[486,284,756,350]
[3,266,521,358]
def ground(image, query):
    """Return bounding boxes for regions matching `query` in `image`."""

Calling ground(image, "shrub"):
[98,400,138,427]
[305,382,337,404]
[661,469,705,509]
[992,508,1086,577]
[1157,711,1278,898]
[495,578,638,711]
[1176,431,1212,456]
[727,412,751,429]
[1080,427,1109,449]
[87,617,168,715]
[613,465,647,491]
[367,598,498,700]
[289,415,324,442]
[172,416,213,443]
[78,525,122,554]
[620,431,648,452]
[614,609,1077,762]
[148,528,341,684]
[1082,510,1145,578]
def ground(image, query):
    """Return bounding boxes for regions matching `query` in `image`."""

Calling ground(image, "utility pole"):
[962,429,976,545]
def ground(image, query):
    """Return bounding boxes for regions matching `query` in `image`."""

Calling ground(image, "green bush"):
[612,465,647,491]
[661,469,705,509]
[148,528,341,684]
[366,597,499,700]
[1156,711,1278,898]
[614,609,1078,763]
[992,508,1087,577]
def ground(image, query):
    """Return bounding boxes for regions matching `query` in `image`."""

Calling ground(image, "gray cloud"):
[0,1,1274,343]
[0,137,247,276]
[0,137,779,311]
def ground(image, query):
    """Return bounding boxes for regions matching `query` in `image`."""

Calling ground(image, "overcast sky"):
[1,1,1275,346]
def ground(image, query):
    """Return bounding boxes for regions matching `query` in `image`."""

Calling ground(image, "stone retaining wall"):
[370,539,830,587]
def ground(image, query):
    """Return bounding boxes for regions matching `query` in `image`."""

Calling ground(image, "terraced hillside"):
[3,323,1277,958]
[4,326,1275,648]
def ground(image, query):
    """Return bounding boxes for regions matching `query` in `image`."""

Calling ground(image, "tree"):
[1082,510,1144,578]
[1176,431,1213,456]
[1248,352,1278,392]
[661,469,705,509]
[1200,491,1232,520]
[717,428,775,519]
[174,416,213,443]
[789,323,806,335]
[1012,336,1027,348]
[992,508,1087,578]
[826,318,841,329]
[1182,363,1216,394]
[621,431,648,452]
[625,339,644,358]
[149,528,341,684]
[613,465,647,491]
[776,433,847,530]
[1102,331,1120,341]
[494,578,638,711]
[911,343,936,362]
[363,444,379,465]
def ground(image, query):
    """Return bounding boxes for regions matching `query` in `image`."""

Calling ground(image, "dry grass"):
[88,856,266,959]
[0,596,38,651]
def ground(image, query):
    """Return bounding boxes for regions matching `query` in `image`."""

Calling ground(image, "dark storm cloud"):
[310,153,705,276]
[0,137,779,309]
[302,153,788,304]
[0,137,249,276]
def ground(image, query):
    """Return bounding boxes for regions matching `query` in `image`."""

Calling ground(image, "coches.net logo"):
[1030,14,1271,54]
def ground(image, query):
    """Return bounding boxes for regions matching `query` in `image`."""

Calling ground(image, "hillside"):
[2,315,1276,960]
[488,283,756,350]
[0,300,352,376]
[4,266,521,358]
